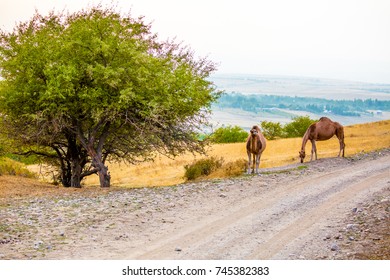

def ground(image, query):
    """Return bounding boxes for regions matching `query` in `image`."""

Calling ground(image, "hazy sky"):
[1,0,390,84]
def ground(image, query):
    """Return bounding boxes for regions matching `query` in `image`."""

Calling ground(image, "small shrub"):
[184,157,224,180]
[184,157,247,181]
[222,159,247,177]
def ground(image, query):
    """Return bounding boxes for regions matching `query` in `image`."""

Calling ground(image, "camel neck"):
[251,135,258,152]
[301,130,310,151]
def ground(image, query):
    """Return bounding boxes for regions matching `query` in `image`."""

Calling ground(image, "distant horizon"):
[212,72,390,86]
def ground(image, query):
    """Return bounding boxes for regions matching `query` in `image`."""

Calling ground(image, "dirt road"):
[125,153,390,260]
[1,150,389,260]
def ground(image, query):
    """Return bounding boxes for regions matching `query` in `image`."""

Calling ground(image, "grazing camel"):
[246,125,267,174]
[299,117,345,163]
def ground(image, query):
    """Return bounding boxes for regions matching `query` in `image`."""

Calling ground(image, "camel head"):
[250,127,259,136]
[299,150,305,163]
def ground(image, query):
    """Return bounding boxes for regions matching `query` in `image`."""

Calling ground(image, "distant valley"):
[209,74,390,129]
[210,74,390,100]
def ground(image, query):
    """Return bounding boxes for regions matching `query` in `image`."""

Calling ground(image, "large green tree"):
[0,6,220,187]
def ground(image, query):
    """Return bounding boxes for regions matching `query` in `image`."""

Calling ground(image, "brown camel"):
[246,125,267,174]
[299,117,345,163]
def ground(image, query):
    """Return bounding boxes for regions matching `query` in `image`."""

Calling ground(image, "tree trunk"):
[98,163,111,188]
[70,159,82,188]
[66,131,87,188]
[53,146,72,188]
[76,120,111,188]
[92,154,110,188]
[60,161,72,188]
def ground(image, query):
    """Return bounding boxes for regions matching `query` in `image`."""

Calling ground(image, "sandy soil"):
[0,149,389,260]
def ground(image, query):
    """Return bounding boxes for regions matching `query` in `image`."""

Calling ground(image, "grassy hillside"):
[83,120,390,188]
[0,157,36,177]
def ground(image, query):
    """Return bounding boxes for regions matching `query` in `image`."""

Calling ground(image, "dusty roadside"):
[0,149,389,260]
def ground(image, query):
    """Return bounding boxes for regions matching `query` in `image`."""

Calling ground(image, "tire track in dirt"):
[247,170,389,259]
[128,155,390,259]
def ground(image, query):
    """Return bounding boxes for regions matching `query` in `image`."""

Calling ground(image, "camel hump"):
[319,116,331,122]
[319,116,343,129]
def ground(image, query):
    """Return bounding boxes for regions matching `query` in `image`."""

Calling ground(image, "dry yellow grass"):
[83,120,390,188]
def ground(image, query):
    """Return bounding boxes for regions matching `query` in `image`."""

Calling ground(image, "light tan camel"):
[299,117,345,163]
[246,125,267,174]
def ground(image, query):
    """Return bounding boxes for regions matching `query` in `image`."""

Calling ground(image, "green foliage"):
[209,125,248,143]
[283,116,317,138]
[184,157,223,180]
[0,142,4,157]
[260,120,283,140]
[215,115,316,141]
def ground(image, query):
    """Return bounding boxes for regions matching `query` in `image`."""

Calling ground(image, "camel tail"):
[336,125,345,157]
[337,125,345,141]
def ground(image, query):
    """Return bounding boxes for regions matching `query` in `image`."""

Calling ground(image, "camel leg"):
[252,154,256,174]
[247,152,252,174]
[338,139,345,157]
[337,141,342,157]
[311,140,317,161]
[336,127,345,157]
[255,154,260,174]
